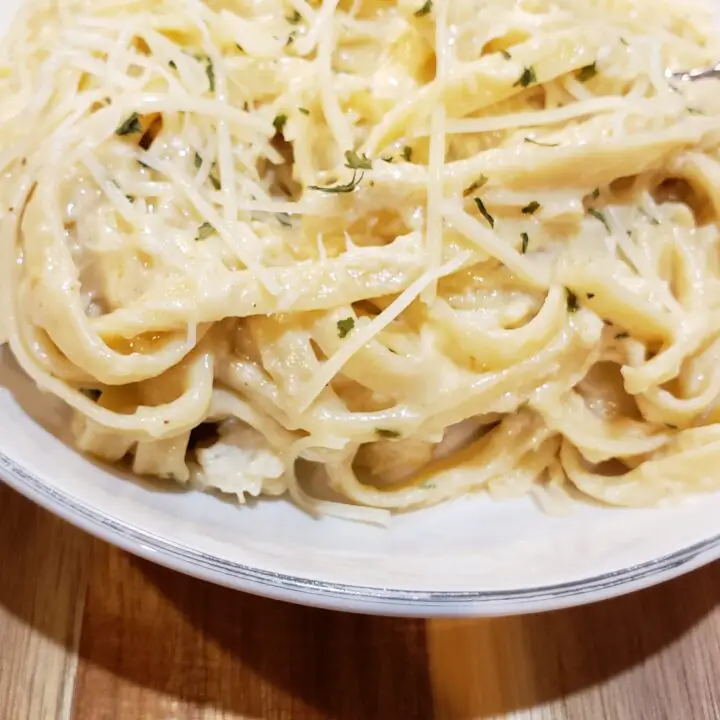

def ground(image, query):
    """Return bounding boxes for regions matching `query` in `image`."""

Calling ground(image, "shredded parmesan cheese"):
[4,0,720,519]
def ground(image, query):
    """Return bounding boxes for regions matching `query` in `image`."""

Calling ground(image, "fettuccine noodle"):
[3,0,720,523]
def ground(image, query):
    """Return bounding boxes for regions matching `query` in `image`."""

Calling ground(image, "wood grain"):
[1,484,719,719]
[72,548,433,720]
[427,566,720,719]
[0,485,89,720]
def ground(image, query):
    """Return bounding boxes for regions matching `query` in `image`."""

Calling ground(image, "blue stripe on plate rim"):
[1,449,719,616]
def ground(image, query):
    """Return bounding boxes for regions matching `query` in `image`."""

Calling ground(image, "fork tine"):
[672,63,720,81]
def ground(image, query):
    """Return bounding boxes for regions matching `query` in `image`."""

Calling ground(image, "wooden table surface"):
[2,483,720,720]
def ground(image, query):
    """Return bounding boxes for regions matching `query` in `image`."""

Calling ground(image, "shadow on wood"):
[72,549,434,719]
[0,486,90,718]
[1,482,718,719]
[427,564,720,718]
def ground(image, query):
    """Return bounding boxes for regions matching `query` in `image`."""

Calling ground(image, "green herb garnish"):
[337,317,355,338]
[566,288,579,312]
[501,49,512,60]
[376,429,401,439]
[522,201,540,215]
[474,197,495,228]
[273,114,288,134]
[298,107,310,115]
[169,60,177,70]
[589,208,611,232]
[524,137,559,147]
[402,145,413,162]
[344,150,372,170]
[382,156,394,163]
[116,113,142,136]
[586,293,595,299]
[465,174,489,194]
[196,222,215,241]
[199,159,221,191]
[309,171,364,194]
[521,232,529,254]
[287,9,302,23]
[305,150,373,193]
[513,66,537,88]
[204,57,215,92]
[414,0,432,17]
[591,187,600,200]
[276,213,292,227]
[577,62,597,82]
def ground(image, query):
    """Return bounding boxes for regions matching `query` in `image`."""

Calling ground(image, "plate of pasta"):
[2,0,720,616]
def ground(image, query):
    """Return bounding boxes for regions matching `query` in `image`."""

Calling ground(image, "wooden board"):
[1,484,719,720]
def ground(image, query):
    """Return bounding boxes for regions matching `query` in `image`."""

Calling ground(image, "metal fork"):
[671,64,720,82]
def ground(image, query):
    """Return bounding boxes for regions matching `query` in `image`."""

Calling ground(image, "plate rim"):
[2,3,720,620]
[2,449,719,616]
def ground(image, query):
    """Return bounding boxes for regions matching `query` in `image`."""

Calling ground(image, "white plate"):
[2,1,720,617]
[2,347,720,616]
